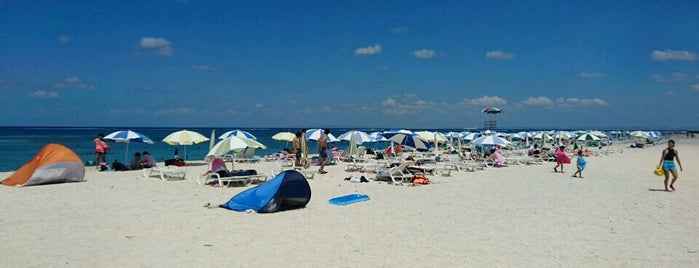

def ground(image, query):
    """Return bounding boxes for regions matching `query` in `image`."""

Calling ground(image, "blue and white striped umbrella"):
[382,130,432,152]
[305,128,339,142]
[368,132,388,142]
[337,130,373,145]
[104,130,154,162]
[104,130,154,144]
[219,129,257,140]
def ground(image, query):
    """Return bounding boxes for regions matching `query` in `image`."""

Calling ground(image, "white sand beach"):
[1,137,698,267]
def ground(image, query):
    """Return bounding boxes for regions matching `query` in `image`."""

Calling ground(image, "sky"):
[1,0,698,130]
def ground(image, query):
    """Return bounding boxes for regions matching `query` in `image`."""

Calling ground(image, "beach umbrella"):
[382,130,432,152]
[590,130,608,138]
[532,132,554,141]
[219,129,257,140]
[338,130,372,145]
[209,130,216,150]
[206,136,266,160]
[629,130,650,139]
[162,129,209,160]
[471,135,511,146]
[461,132,480,141]
[104,130,154,162]
[482,107,502,114]
[272,132,295,142]
[415,131,447,144]
[305,128,339,142]
[368,132,388,142]
[577,133,600,141]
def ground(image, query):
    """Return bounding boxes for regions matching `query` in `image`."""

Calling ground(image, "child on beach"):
[572,150,586,178]
[553,145,570,173]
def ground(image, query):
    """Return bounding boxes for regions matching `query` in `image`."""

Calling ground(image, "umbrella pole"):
[124,142,129,163]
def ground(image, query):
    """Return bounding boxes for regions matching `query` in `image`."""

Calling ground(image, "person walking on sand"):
[318,129,330,174]
[94,133,111,169]
[572,150,586,178]
[553,145,570,173]
[658,139,683,192]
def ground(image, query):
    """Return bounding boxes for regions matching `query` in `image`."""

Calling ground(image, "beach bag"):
[654,165,664,177]
[411,174,430,185]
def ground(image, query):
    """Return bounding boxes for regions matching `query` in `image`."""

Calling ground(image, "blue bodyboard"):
[328,194,370,206]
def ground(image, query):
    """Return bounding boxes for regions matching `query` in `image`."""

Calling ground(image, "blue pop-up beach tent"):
[221,170,311,213]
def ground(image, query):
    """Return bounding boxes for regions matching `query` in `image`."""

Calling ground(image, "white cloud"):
[192,64,221,72]
[650,73,666,82]
[671,72,689,81]
[29,90,58,98]
[354,44,382,55]
[322,105,332,112]
[486,50,515,60]
[460,96,508,106]
[140,37,171,48]
[139,37,173,56]
[650,50,698,61]
[51,76,95,90]
[521,96,554,106]
[155,46,173,56]
[580,72,606,78]
[255,103,264,108]
[390,27,409,33]
[692,84,699,92]
[155,107,195,115]
[57,35,71,43]
[555,97,608,106]
[412,49,436,59]
[650,72,690,82]
[380,94,438,116]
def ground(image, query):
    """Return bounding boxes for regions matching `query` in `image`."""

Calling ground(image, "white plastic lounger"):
[143,166,186,181]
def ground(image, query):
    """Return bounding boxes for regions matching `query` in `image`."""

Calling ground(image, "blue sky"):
[1,0,698,130]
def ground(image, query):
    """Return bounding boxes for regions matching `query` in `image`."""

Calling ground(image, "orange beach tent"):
[2,144,85,187]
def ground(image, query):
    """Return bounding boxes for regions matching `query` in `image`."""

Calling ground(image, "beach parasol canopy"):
[461,132,480,141]
[382,130,432,152]
[471,135,511,146]
[104,130,154,162]
[482,107,502,114]
[272,132,296,142]
[206,136,266,160]
[219,129,257,140]
[576,133,600,141]
[163,129,209,145]
[629,130,650,139]
[337,130,372,145]
[305,129,339,142]
[368,132,388,142]
[162,129,209,160]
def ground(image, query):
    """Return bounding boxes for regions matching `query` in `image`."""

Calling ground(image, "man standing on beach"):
[318,129,330,174]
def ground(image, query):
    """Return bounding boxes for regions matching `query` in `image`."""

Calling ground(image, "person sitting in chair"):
[141,151,157,168]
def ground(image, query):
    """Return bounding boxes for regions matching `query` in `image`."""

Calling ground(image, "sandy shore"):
[1,137,698,267]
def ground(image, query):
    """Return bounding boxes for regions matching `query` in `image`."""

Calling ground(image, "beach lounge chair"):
[143,166,186,181]
[197,158,268,187]
[375,161,415,185]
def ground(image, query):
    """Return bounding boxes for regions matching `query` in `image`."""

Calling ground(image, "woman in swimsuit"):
[658,139,683,192]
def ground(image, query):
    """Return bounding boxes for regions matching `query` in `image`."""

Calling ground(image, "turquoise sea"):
[0,127,684,172]
[0,127,389,172]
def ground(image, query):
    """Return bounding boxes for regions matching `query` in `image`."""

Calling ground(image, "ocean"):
[0,127,388,172]
[0,126,682,172]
